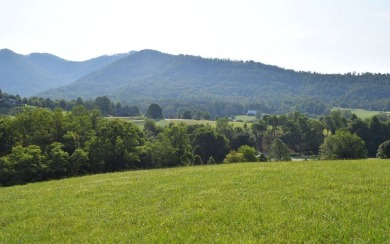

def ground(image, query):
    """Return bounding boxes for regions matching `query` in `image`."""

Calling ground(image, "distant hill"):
[38,49,390,112]
[0,49,131,96]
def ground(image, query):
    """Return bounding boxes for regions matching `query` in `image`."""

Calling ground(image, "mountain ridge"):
[0,49,132,96]
[37,49,390,113]
[2,48,390,113]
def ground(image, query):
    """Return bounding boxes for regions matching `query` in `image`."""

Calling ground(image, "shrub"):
[377,140,390,159]
[238,145,257,162]
[207,156,216,165]
[258,153,267,162]
[193,155,203,165]
[320,130,367,160]
[223,151,245,163]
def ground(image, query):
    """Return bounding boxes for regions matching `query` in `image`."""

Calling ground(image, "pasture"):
[107,116,251,129]
[1,159,389,243]
[332,107,383,119]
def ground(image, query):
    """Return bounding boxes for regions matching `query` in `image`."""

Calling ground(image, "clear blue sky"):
[1,0,390,74]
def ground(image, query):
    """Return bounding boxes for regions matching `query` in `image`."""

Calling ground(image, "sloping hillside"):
[39,50,390,111]
[0,49,130,96]
[0,160,389,242]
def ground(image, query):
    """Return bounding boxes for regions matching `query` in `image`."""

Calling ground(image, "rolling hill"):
[1,160,389,242]
[0,49,131,96]
[38,49,390,111]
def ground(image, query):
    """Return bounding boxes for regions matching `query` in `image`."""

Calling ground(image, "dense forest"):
[2,49,390,116]
[0,89,327,118]
[37,50,390,112]
[1,102,390,186]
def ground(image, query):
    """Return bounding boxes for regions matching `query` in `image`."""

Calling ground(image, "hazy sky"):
[1,0,390,73]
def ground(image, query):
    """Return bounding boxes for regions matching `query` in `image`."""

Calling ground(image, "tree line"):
[1,105,390,186]
[0,89,330,118]
[0,90,139,117]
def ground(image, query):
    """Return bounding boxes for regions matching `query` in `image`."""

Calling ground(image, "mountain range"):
[0,49,130,96]
[1,49,390,113]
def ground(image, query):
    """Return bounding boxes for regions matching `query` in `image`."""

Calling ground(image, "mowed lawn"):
[1,160,389,243]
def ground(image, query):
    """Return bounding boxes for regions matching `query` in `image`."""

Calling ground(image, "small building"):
[247,110,257,116]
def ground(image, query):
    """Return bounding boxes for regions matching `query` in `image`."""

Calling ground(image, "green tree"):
[207,156,216,164]
[270,139,291,161]
[216,117,234,141]
[13,108,55,149]
[367,116,388,156]
[182,110,192,119]
[230,127,256,150]
[47,142,70,178]
[88,119,144,172]
[66,105,97,148]
[1,145,47,185]
[146,104,163,119]
[163,123,193,166]
[320,130,367,160]
[142,136,178,168]
[62,131,81,154]
[251,120,267,152]
[143,118,163,138]
[0,117,16,157]
[302,119,325,154]
[321,110,347,135]
[192,126,230,163]
[193,155,203,165]
[376,140,390,159]
[52,108,66,142]
[223,150,245,163]
[69,148,89,175]
[237,145,257,162]
[258,153,267,162]
[203,111,211,120]
[95,96,114,116]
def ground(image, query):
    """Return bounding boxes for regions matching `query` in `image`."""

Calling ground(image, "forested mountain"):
[38,49,390,113]
[0,49,131,96]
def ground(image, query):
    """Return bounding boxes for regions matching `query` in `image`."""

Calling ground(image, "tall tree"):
[88,119,144,172]
[192,126,230,163]
[270,139,291,161]
[320,130,367,160]
[146,104,163,119]
[95,96,114,116]
[377,140,390,159]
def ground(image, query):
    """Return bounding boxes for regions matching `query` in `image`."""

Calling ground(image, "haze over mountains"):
[1,48,390,112]
[0,49,130,96]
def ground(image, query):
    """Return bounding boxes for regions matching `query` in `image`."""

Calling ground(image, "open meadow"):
[107,117,251,129]
[1,159,389,243]
[332,107,384,119]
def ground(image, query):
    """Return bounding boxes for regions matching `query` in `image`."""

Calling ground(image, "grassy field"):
[234,115,258,122]
[108,117,251,129]
[162,119,252,129]
[332,107,384,119]
[1,160,389,243]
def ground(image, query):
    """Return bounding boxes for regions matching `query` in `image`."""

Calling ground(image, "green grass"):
[108,117,251,129]
[1,159,389,243]
[332,107,383,119]
[234,115,258,122]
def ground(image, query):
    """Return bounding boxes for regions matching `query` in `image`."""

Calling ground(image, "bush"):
[207,156,216,165]
[193,155,203,165]
[237,145,257,162]
[377,140,390,159]
[258,153,267,162]
[320,130,367,160]
[223,151,245,163]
